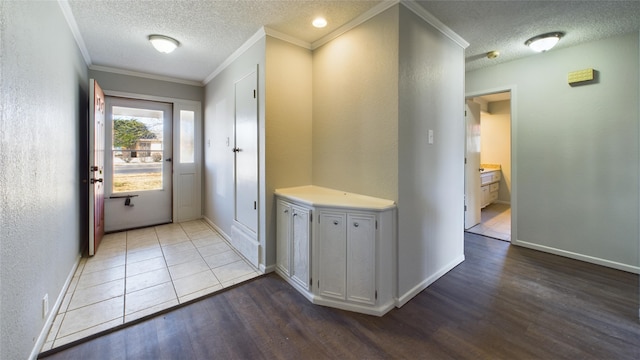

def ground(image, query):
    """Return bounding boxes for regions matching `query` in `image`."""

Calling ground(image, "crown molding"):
[401,0,469,49]
[89,65,203,87]
[311,0,400,50]
[264,27,312,50]
[57,0,91,65]
[204,27,267,85]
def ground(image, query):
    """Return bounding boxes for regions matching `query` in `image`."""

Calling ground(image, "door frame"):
[103,90,203,227]
[465,86,517,242]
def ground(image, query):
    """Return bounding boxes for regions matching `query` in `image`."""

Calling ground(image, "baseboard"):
[512,239,639,274]
[30,254,81,360]
[261,263,276,273]
[395,254,466,308]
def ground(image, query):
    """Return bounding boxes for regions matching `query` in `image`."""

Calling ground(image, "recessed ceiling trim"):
[89,65,203,87]
[264,27,312,50]
[401,0,469,49]
[311,0,400,50]
[204,27,268,85]
[57,0,91,65]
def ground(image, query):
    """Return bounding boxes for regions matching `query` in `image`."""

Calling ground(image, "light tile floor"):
[466,203,511,241]
[41,220,260,352]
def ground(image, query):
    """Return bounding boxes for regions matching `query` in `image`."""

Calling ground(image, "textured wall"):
[265,37,313,267]
[397,6,466,299]
[88,69,204,103]
[0,1,88,358]
[203,38,266,265]
[467,32,639,270]
[312,6,399,201]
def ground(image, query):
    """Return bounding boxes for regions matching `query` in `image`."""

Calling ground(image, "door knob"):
[90,178,103,184]
[232,147,241,153]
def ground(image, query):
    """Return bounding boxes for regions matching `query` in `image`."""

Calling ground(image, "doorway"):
[464,91,512,242]
[104,97,173,232]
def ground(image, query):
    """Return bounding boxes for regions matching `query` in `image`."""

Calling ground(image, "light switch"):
[428,129,434,144]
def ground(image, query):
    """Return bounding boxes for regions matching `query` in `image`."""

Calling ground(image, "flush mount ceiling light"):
[525,32,564,52]
[148,34,180,54]
[312,17,327,28]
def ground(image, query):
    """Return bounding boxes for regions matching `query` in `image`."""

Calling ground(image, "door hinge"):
[464,110,467,116]
[310,213,312,222]
[254,201,257,210]
[465,157,467,164]
[310,277,312,286]
[253,89,256,98]
[464,205,467,211]
[317,280,319,288]
[375,290,378,300]
[375,220,378,230]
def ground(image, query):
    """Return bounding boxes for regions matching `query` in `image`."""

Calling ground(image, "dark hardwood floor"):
[40,233,640,359]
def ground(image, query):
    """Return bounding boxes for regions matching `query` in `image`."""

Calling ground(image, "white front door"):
[234,70,258,233]
[465,100,482,229]
[104,97,173,231]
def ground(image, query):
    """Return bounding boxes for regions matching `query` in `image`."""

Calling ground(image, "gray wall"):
[203,38,266,265]
[88,70,204,102]
[397,6,466,300]
[467,32,640,271]
[0,1,89,358]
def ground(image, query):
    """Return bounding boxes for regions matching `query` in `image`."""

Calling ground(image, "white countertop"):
[275,185,396,210]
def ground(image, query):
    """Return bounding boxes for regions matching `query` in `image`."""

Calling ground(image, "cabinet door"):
[317,211,347,300]
[275,200,291,276]
[346,213,376,305]
[291,205,310,290]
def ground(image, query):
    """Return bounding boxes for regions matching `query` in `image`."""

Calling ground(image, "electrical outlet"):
[42,294,49,318]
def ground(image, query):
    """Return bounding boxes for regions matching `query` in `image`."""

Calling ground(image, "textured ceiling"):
[65,0,640,84]
[417,0,640,72]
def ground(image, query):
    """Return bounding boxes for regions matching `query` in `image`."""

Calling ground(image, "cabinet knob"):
[293,213,298,217]
[284,209,289,214]
[353,222,359,227]
[333,220,339,225]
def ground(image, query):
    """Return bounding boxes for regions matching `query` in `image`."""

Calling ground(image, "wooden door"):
[346,213,376,305]
[89,79,105,256]
[465,100,482,229]
[276,200,292,276]
[234,70,258,233]
[291,205,310,291]
[317,211,347,300]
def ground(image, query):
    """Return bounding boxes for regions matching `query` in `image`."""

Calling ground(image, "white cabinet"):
[275,185,396,316]
[276,199,311,295]
[317,211,376,305]
[480,170,501,208]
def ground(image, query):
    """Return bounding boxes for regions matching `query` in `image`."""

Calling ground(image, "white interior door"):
[104,97,173,231]
[465,100,482,229]
[234,70,258,233]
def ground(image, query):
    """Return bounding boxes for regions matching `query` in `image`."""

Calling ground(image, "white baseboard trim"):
[512,239,639,274]
[395,254,465,308]
[31,254,81,359]
[261,263,276,273]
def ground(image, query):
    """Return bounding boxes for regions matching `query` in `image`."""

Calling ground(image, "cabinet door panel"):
[346,213,376,304]
[276,200,291,276]
[318,211,347,300]
[291,205,310,290]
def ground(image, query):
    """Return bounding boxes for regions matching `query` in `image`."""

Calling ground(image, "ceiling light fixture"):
[486,50,500,59]
[148,34,180,54]
[525,32,563,52]
[312,17,327,28]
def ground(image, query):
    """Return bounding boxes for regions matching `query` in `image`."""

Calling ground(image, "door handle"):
[232,147,241,153]
[90,178,103,184]
[165,158,172,162]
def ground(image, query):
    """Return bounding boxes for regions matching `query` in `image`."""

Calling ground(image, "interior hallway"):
[466,203,511,241]
[41,220,260,351]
